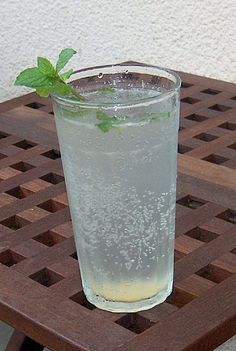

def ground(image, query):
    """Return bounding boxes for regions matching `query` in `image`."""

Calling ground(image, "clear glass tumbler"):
[51,64,181,312]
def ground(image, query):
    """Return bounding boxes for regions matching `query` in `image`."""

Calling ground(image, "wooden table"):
[0,71,236,351]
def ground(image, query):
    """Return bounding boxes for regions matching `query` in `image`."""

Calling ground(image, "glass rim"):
[51,63,181,109]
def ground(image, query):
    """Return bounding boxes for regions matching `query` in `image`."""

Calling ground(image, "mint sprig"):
[56,48,76,73]
[15,48,85,101]
[15,50,171,134]
[96,111,127,133]
[95,111,171,132]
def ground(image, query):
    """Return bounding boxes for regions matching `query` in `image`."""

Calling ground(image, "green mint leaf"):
[56,48,77,72]
[96,120,113,133]
[37,57,56,77]
[50,81,72,96]
[96,111,127,132]
[96,111,114,132]
[36,86,51,97]
[15,48,86,101]
[15,67,53,88]
[60,68,73,81]
[97,87,116,95]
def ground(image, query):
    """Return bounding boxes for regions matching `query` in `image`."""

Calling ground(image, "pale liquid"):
[54,88,179,311]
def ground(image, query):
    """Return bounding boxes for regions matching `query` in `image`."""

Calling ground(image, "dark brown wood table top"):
[0,71,236,351]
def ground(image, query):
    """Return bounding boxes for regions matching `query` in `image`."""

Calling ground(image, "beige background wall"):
[1,0,235,101]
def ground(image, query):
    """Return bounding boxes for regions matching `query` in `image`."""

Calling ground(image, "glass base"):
[84,282,173,313]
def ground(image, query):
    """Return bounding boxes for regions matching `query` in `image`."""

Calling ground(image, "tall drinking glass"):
[51,64,181,312]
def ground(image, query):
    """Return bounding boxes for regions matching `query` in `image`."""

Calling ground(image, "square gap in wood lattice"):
[29,268,64,287]
[115,314,154,334]
[166,287,196,308]
[193,133,218,142]
[6,186,33,199]
[203,154,229,165]
[33,230,67,247]
[176,195,207,209]
[181,97,200,104]
[40,173,64,185]
[0,153,7,160]
[69,291,96,310]
[218,122,236,131]
[26,102,45,109]
[70,252,78,260]
[201,88,221,95]
[185,114,208,122]
[0,215,28,230]
[181,82,193,88]
[174,249,186,262]
[208,104,231,112]
[0,249,25,267]
[227,142,236,150]
[13,140,37,149]
[195,264,233,284]
[41,149,61,160]
[178,144,193,154]
[0,131,9,139]
[184,227,219,243]
[10,161,35,172]
[17,337,44,351]
[37,199,67,213]
[216,209,236,224]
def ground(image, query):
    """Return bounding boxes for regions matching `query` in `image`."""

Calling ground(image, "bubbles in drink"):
[54,87,178,312]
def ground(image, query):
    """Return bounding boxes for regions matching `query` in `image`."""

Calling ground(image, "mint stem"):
[70,87,86,101]
[15,48,87,102]
[57,76,85,101]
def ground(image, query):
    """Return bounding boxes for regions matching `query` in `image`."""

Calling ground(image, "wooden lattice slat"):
[0,69,236,351]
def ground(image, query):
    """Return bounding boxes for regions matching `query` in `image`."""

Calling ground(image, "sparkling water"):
[53,87,179,312]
